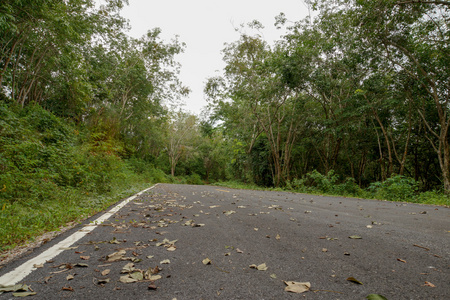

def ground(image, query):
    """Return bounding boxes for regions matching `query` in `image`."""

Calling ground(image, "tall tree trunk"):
[366,94,393,178]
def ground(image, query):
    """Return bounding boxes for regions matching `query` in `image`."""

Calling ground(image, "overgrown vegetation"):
[0,103,166,251]
[205,1,450,197]
[218,171,449,207]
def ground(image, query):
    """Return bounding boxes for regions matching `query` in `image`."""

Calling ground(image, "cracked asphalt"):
[0,183,449,299]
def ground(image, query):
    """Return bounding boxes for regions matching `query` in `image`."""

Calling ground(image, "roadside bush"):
[368,175,418,201]
[127,157,151,174]
[186,173,203,185]
[288,170,363,196]
[333,177,364,196]
[143,167,170,183]
[290,170,338,193]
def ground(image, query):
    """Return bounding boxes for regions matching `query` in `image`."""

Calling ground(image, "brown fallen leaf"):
[109,237,121,244]
[66,274,74,281]
[347,277,363,285]
[74,263,88,268]
[121,263,135,273]
[80,256,90,260]
[202,258,212,265]
[148,283,157,290]
[97,278,110,284]
[236,248,243,253]
[284,281,311,293]
[119,275,138,283]
[62,286,74,292]
[148,275,162,281]
[106,250,126,262]
[424,281,436,287]
[130,271,144,281]
[0,284,30,293]
[33,263,44,268]
[101,269,110,276]
[397,258,407,263]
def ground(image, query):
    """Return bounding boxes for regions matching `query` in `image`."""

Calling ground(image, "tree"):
[165,111,199,177]
[321,0,450,191]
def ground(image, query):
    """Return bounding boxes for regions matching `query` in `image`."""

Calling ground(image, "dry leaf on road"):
[119,275,138,283]
[424,281,436,287]
[106,250,126,262]
[249,263,268,271]
[284,281,311,293]
[101,269,110,276]
[349,235,362,239]
[347,277,363,284]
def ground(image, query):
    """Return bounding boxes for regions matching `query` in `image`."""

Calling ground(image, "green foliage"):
[205,0,449,193]
[290,170,337,193]
[288,170,363,196]
[126,157,171,183]
[368,175,418,201]
[0,104,161,251]
[186,173,204,185]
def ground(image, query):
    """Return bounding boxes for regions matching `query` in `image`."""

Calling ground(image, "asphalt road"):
[0,184,448,299]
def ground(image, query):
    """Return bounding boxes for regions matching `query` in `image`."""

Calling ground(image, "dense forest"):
[0,0,449,250]
[205,0,450,194]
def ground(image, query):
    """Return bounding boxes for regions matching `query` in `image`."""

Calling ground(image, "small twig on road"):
[413,244,430,251]
[212,263,230,273]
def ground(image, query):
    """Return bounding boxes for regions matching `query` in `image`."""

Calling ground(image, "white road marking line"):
[0,185,157,286]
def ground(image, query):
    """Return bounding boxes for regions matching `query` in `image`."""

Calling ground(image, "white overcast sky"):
[118,0,310,114]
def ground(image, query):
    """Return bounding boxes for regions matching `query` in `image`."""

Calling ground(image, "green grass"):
[213,180,263,191]
[0,173,153,252]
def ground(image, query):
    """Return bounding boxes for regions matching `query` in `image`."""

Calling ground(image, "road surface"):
[0,184,448,299]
